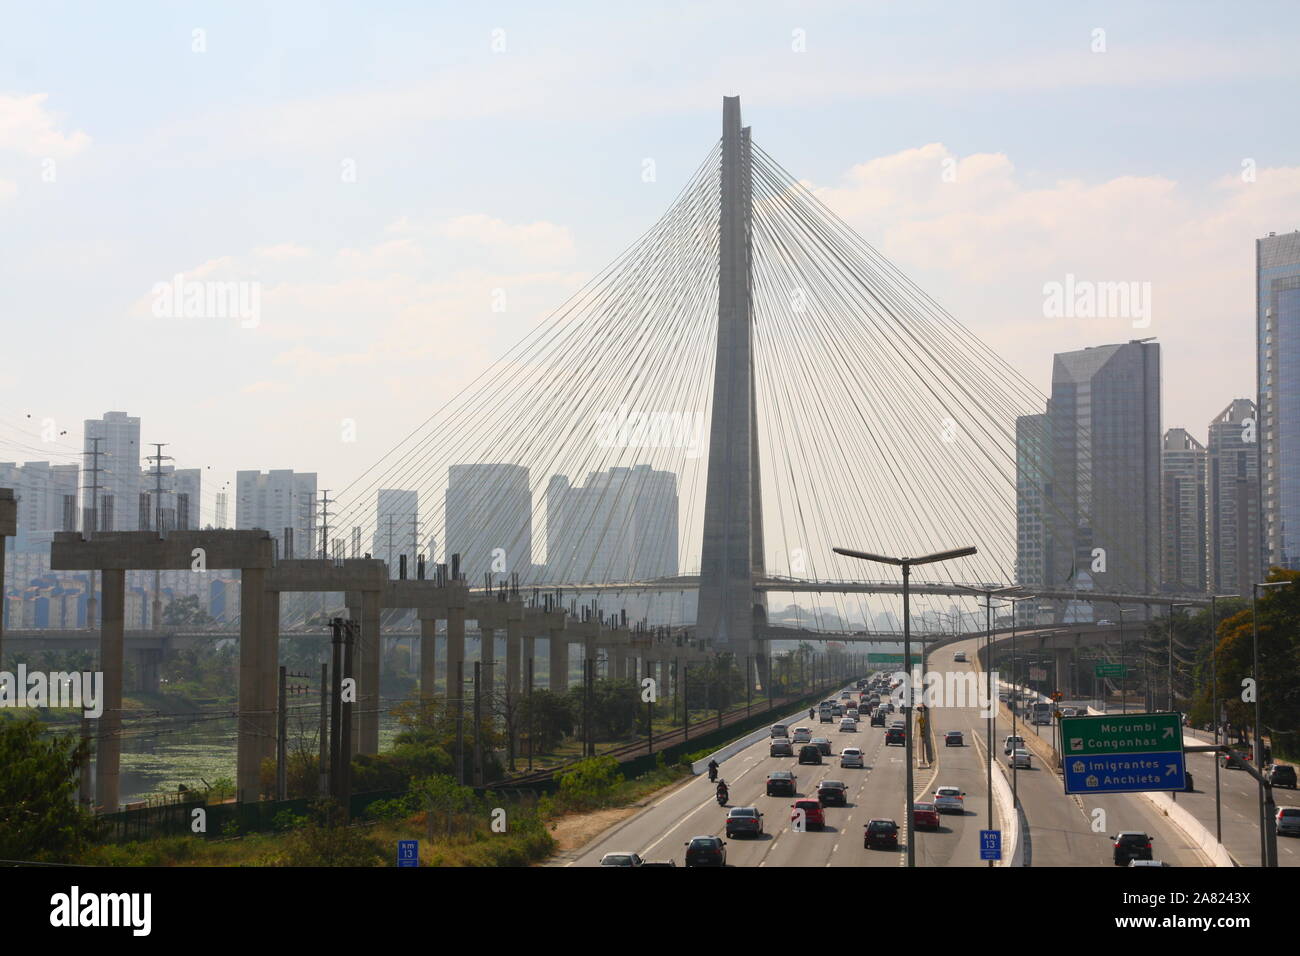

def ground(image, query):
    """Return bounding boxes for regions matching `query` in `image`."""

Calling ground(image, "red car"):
[791,799,825,831]
[911,802,940,831]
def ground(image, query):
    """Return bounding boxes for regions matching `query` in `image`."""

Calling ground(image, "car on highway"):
[770,738,794,757]
[640,860,677,867]
[791,799,825,830]
[1267,764,1297,788]
[1128,860,1171,867]
[1003,734,1025,755]
[1276,807,1300,837]
[885,727,905,746]
[953,651,967,662]
[870,711,886,727]
[1061,707,1078,717]
[864,819,899,849]
[599,852,644,866]
[820,710,834,723]
[911,803,940,831]
[1221,749,1251,769]
[770,723,788,738]
[1008,748,1032,769]
[792,727,812,744]
[933,786,965,814]
[840,746,864,768]
[839,717,857,732]
[845,707,859,720]
[1096,619,1114,626]
[812,736,833,756]
[817,780,849,806]
[798,745,823,765]
[1111,831,1153,866]
[684,835,727,867]
[831,704,843,717]
[725,807,764,838]
[944,730,964,747]
[766,770,797,796]
[880,701,895,713]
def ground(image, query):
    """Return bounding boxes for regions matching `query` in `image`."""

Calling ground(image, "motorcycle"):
[715,788,728,807]
[708,764,718,783]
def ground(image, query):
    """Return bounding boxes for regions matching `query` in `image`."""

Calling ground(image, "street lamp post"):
[957,583,1023,868]
[1253,580,1290,868]
[1004,595,1033,808]
[1207,593,1234,844]
[834,544,977,868]
[1116,607,1136,714]
[1167,603,1192,713]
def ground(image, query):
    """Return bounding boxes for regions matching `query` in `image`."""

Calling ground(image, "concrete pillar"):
[480,626,496,704]
[612,645,626,681]
[522,636,535,690]
[506,613,523,697]
[448,604,466,713]
[95,568,125,812]
[548,630,567,692]
[359,589,381,755]
[420,616,437,700]
[237,567,267,802]
[132,648,161,694]
[261,590,280,767]
[1055,647,1071,698]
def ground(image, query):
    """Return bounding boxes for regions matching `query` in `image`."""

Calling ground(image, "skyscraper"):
[235,469,317,559]
[0,461,79,552]
[445,463,532,584]
[1047,340,1161,617]
[83,411,141,531]
[1161,428,1207,592]
[547,465,679,583]
[1015,412,1051,624]
[140,465,201,531]
[1208,398,1262,596]
[1257,230,1300,570]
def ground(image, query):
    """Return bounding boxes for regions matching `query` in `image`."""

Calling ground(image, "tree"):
[518,689,574,753]
[0,717,97,863]
[161,594,214,627]
[555,754,622,810]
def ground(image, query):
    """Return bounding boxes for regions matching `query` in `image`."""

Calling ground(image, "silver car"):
[840,746,864,768]
[1009,748,1032,769]
[933,786,966,814]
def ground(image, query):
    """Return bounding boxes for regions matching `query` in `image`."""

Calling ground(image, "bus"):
[1030,701,1053,726]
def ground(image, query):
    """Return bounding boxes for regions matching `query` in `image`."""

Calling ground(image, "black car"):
[1267,764,1298,788]
[885,727,905,746]
[766,770,797,796]
[944,731,963,747]
[817,780,849,806]
[870,712,886,727]
[812,737,833,756]
[684,835,727,867]
[725,807,764,838]
[798,745,823,765]
[1112,832,1153,866]
[864,819,899,849]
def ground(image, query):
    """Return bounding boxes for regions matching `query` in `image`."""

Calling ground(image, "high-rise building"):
[235,469,317,559]
[445,463,532,584]
[1046,340,1161,618]
[139,465,201,531]
[1208,398,1262,596]
[1161,428,1207,592]
[1015,412,1051,624]
[214,491,229,528]
[372,488,420,577]
[547,465,679,583]
[0,461,79,552]
[83,411,141,531]
[1258,230,1300,570]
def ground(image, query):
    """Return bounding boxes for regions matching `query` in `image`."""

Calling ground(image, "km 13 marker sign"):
[1060,712,1185,794]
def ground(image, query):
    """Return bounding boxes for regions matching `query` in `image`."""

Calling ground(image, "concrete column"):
[359,589,381,755]
[237,567,267,802]
[420,616,437,700]
[521,635,535,690]
[612,645,626,680]
[95,568,126,812]
[548,630,568,692]
[506,614,522,697]
[261,589,280,767]
[132,648,161,694]
[480,626,496,704]
[448,604,466,713]
[1055,647,1071,698]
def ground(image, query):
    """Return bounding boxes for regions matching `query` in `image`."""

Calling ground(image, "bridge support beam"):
[1055,648,1071,699]
[131,647,162,694]
[548,632,567,692]
[420,616,437,700]
[506,612,522,697]
[96,568,125,811]
[480,626,496,705]
[448,603,466,717]
[237,566,267,802]
[261,590,281,767]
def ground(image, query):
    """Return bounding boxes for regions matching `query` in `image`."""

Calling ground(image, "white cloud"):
[0,93,90,158]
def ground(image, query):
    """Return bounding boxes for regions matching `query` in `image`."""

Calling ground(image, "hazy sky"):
[3,0,1299,529]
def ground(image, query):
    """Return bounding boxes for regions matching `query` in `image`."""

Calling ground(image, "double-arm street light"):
[1253,580,1291,867]
[833,544,978,868]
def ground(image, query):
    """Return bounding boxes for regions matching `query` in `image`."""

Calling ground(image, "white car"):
[840,747,864,768]
[600,852,644,866]
[1003,734,1025,755]
[839,717,857,732]
[1009,748,1032,769]
[770,724,788,738]
[953,651,967,662]
[792,727,812,744]
[933,786,966,814]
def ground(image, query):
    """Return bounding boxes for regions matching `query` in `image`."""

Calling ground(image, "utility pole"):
[83,437,104,629]
[318,662,329,797]
[455,659,465,785]
[276,666,287,800]
[473,661,482,787]
[145,442,173,632]
[527,655,534,772]
[318,490,334,559]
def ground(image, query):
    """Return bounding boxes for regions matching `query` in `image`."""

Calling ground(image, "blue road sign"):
[397,840,419,867]
[1063,752,1186,794]
[979,829,1001,861]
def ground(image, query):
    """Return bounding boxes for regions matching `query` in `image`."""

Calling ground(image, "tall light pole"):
[1252,579,1289,867]
[1166,603,1192,712]
[1004,595,1033,808]
[1207,593,1234,844]
[957,583,1022,867]
[1116,607,1137,713]
[834,544,977,868]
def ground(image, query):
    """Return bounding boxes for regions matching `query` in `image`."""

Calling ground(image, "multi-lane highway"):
[572,634,1218,866]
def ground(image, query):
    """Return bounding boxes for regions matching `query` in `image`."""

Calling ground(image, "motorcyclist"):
[809,707,815,720]
[707,759,719,782]
[715,779,728,804]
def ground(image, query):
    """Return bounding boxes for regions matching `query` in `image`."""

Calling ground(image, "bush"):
[273,803,385,867]
[555,755,622,811]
